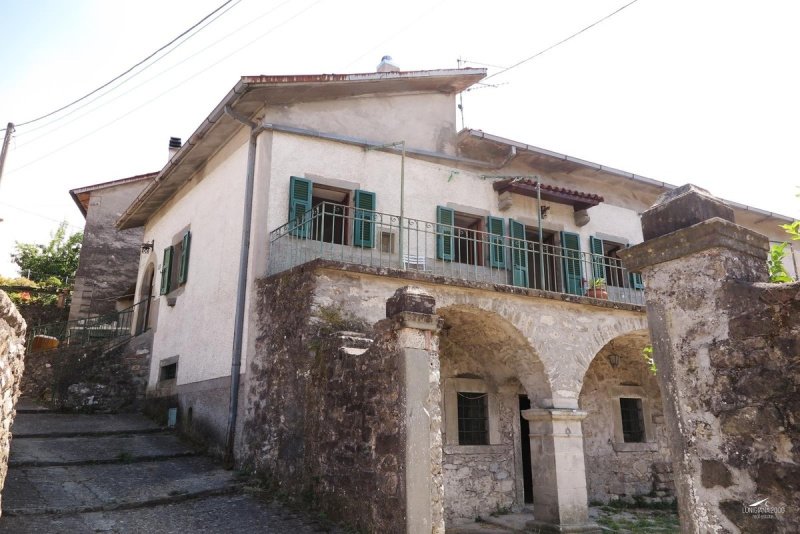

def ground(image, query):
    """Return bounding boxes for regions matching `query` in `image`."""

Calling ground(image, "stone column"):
[523,408,600,533]
[618,185,778,533]
[385,286,445,534]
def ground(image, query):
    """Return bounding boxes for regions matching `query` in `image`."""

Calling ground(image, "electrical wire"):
[15,0,293,150]
[7,0,239,131]
[483,0,641,82]
[4,0,322,177]
[15,0,243,139]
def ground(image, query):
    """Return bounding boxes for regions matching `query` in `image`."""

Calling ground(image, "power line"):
[15,0,292,150]
[6,0,239,131]
[14,0,243,140]
[4,0,322,177]
[0,202,84,230]
[483,0,641,82]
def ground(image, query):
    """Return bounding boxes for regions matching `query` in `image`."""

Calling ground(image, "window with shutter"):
[560,231,583,295]
[436,206,455,261]
[487,216,505,268]
[160,246,173,295]
[589,236,605,282]
[288,176,313,237]
[178,231,191,284]
[352,190,376,248]
[509,219,528,288]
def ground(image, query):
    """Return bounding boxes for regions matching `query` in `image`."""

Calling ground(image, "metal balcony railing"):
[268,202,645,305]
[26,299,147,352]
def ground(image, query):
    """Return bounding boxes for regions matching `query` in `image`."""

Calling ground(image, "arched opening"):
[135,263,155,334]
[437,305,551,526]
[578,330,674,505]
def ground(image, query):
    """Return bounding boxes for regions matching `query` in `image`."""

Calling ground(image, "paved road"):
[1,405,339,533]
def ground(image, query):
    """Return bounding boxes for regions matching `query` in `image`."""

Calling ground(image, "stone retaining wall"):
[0,291,27,515]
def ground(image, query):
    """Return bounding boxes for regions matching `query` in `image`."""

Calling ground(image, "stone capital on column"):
[619,184,769,275]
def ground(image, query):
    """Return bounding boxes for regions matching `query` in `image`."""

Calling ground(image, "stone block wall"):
[620,185,800,533]
[241,266,409,533]
[580,339,674,504]
[21,332,151,412]
[0,291,26,515]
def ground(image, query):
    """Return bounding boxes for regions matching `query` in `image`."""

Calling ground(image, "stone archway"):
[436,304,550,527]
[578,330,675,505]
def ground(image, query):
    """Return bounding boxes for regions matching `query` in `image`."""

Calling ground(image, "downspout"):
[366,140,406,267]
[223,105,266,468]
[536,181,545,289]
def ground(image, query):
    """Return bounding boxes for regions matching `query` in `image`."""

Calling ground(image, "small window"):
[160,362,177,381]
[457,392,488,445]
[620,397,645,442]
[380,231,395,254]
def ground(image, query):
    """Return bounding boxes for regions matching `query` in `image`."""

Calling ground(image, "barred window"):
[457,392,488,445]
[620,397,645,443]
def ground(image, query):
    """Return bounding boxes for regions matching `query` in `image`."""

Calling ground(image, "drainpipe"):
[536,181,545,288]
[222,105,266,468]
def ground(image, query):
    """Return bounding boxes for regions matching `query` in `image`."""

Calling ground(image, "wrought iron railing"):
[268,202,645,305]
[26,299,148,352]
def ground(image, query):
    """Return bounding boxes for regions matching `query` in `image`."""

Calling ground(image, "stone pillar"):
[386,286,445,534]
[523,408,600,533]
[619,185,780,533]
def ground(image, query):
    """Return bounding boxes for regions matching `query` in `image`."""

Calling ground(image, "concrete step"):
[2,456,239,516]
[9,433,195,467]
[11,412,163,438]
[0,494,341,534]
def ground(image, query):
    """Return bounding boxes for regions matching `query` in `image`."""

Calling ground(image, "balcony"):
[268,202,645,306]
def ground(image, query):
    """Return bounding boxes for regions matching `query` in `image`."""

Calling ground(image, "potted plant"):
[586,278,608,299]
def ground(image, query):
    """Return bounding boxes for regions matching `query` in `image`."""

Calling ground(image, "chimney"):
[168,137,182,160]
[377,55,400,73]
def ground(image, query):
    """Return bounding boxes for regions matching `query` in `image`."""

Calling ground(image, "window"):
[380,231,395,254]
[160,362,177,381]
[589,236,644,289]
[288,176,376,247]
[619,397,645,443]
[457,392,489,445]
[160,230,192,295]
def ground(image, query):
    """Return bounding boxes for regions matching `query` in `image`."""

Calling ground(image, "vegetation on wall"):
[768,194,799,283]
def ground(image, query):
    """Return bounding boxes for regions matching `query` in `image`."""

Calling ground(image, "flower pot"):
[586,288,608,300]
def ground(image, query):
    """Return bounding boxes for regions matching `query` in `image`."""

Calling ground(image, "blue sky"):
[0,0,798,275]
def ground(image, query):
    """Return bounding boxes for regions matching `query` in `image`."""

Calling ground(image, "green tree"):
[11,222,83,285]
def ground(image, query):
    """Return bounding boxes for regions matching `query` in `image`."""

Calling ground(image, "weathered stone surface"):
[386,285,436,316]
[240,266,409,533]
[69,178,151,320]
[630,185,800,533]
[0,290,27,515]
[640,184,734,240]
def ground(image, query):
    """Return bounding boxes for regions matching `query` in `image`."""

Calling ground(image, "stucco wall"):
[70,179,151,321]
[138,128,250,389]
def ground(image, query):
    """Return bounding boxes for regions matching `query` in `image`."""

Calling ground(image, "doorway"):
[519,395,533,503]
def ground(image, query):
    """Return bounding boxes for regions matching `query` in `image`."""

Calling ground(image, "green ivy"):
[642,345,657,375]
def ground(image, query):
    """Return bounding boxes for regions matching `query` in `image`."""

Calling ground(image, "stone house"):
[114,67,797,532]
[69,172,157,320]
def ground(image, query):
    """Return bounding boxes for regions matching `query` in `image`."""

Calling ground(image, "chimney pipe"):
[377,55,400,73]
[168,137,182,160]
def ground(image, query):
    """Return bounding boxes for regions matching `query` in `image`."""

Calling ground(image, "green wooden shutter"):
[487,216,505,268]
[589,236,605,281]
[560,231,583,295]
[436,206,455,261]
[509,219,529,287]
[179,231,191,284]
[160,246,173,295]
[630,272,644,290]
[353,190,376,248]
[288,176,313,237]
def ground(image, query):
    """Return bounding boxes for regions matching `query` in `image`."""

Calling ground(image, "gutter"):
[222,104,266,468]
[466,130,796,223]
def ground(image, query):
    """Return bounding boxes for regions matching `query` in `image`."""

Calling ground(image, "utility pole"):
[0,122,14,189]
